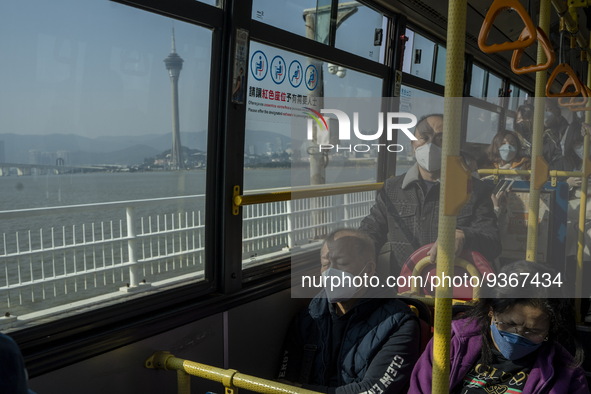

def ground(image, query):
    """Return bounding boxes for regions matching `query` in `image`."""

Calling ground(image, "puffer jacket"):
[278,292,420,394]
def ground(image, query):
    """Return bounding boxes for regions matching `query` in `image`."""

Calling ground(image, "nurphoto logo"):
[304,108,418,153]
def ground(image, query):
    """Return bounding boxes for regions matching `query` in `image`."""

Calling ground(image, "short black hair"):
[323,228,375,263]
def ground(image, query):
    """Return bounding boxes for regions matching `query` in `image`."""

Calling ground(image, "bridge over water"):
[0,162,113,176]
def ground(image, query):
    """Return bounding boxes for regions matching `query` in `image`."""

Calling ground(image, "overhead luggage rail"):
[478,0,537,53]
[145,351,321,394]
[511,27,555,74]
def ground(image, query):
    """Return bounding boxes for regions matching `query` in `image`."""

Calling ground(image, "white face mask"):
[414,142,442,172]
[321,263,368,303]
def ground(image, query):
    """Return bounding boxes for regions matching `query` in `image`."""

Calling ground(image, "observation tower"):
[164,28,184,170]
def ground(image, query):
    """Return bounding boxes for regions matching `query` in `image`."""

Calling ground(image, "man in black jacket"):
[278,228,420,394]
[359,114,501,274]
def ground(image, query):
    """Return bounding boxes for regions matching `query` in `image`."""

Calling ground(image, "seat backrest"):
[398,243,495,300]
[399,297,433,353]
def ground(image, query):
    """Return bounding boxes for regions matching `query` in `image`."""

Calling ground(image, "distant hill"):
[0,129,291,166]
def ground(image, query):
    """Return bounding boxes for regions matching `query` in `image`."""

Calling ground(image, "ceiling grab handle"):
[478,0,537,53]
[568,86,591,111]
[511,27,555,74]
[558,77,588,106]
[546,63,584,97]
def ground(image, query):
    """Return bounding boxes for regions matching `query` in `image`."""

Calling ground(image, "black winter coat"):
[278,294,420,394]
[359,164,501,272]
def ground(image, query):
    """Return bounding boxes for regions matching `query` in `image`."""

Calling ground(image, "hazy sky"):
[0,0,385,138]
[0,0,212,137]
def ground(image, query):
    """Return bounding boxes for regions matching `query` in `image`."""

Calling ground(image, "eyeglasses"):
[493,320,548,343]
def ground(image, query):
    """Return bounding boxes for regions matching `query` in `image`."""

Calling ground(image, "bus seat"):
[399,297,433,353]
[397,243,495,300]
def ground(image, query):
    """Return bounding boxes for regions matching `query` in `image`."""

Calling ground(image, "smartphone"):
[493,179,514,198]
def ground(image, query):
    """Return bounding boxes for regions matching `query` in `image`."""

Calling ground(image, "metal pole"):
[526,0,551,262]
[432,1,467,393]
[575,36,591,318]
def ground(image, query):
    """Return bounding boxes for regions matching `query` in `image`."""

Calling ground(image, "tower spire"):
[171,27,177,54]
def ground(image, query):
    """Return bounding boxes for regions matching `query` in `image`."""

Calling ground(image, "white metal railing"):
[0,190,376,324]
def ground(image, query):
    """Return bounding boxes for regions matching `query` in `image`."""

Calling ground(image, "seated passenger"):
[485,131,530,173]
[278,228,421,393]
[409,260,589,394]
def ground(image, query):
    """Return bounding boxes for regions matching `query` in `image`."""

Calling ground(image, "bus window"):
[434,45,447,85]
[470,65,486,97]
[485,72,503,106]
[334,1,388,63]
[0,0,213,326]
[466,105,500,145]
[407,32,436,81]
[252,0,329,42]
[242,39,385,267]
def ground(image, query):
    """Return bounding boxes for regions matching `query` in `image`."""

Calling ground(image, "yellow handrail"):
[432,1,468,393]
[527,0,551,262]
[232,182,383,215]
[145,351,321,394]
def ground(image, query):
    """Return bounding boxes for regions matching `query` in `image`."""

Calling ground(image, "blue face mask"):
[498,143,517,162]
[490,322,542,360]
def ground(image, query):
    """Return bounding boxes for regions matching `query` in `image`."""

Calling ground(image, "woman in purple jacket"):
[409,261,589,393]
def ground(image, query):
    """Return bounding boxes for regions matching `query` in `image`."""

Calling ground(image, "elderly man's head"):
[320,229,376,276]
[411,114,443,174]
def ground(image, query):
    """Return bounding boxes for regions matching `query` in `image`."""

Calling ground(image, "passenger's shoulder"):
[451,317,481,338]
[383,173,405,187]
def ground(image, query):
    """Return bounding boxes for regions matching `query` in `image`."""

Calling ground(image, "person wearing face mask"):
[409,260,589,394]
[484,131,531,220]
[485,131,530,173]
[359,114,500,274]
[513,104,533,155]
[277,228,421,394]
[543,99,582,172]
